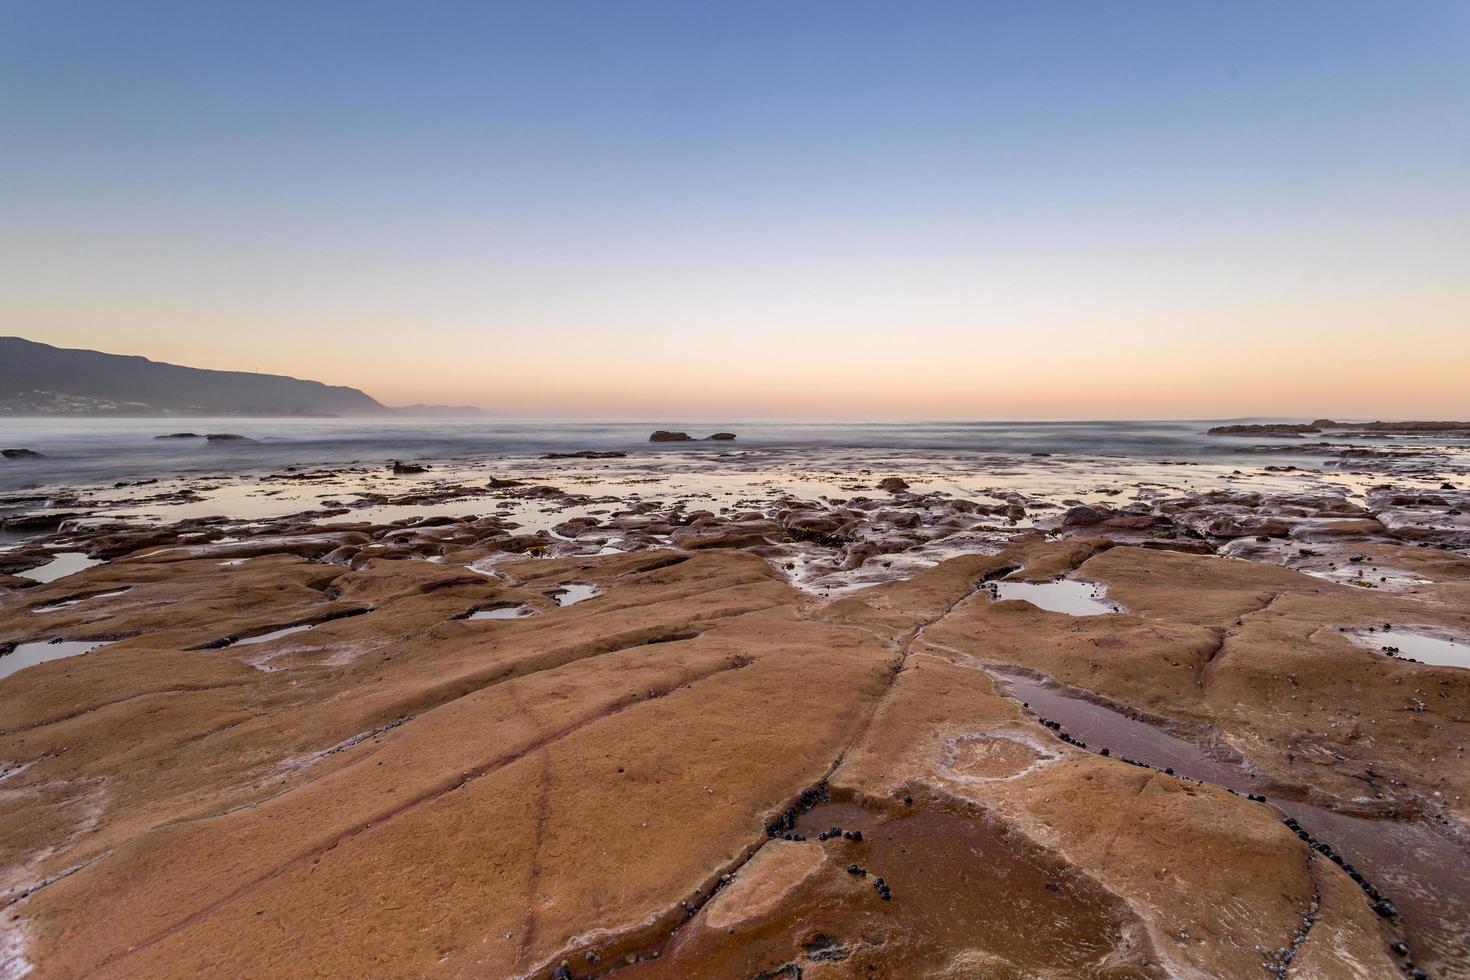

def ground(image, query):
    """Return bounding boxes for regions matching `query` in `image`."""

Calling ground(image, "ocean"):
[0,416,1424,494]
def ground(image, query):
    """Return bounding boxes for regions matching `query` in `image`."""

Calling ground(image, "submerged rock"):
[2,448,45,459]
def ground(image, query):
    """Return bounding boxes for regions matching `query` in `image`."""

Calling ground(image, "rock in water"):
[542,451,628,459]
[1206,424,1320,437]
[1,448,44,459]
[1062,505,1106,526]
[649,430,693,442]
[707,432,737,441]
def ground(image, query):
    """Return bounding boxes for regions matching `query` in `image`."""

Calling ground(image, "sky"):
[2,1,1467,419]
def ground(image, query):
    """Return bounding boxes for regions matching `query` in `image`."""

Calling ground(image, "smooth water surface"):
[551,583,598,606]
[235,624,315,645]
[467,606,535,620]
[16,552,103,584]
[0,417,1370,493]
[990,579,1119,616]
[31,588,130,613]
[0,639,110,680]
[1358,628,1470,670]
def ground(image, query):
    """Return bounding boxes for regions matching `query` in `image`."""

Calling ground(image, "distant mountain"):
[0,337,486,417]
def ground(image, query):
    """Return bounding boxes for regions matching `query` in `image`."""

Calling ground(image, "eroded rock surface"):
[0,447,1467,979]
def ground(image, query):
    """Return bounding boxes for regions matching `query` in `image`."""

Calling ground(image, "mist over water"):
[0,416,1379,492]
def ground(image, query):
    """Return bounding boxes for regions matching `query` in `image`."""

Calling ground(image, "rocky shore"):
[0,441,1468,979]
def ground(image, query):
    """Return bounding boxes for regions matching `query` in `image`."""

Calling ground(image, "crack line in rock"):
[94,656,752,973]
[529,573,999,978]
[0,681,255,736]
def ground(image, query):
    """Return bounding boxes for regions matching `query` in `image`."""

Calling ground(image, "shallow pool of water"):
[30,588,131,613]
[624,795,1154,977]
[998,671,1247,787]
[1356,628,1470,670]
[235,624,315,645]
[988,578,1119,616]
[0,639,111,679]
[467,606,536,620]
[16,552,103,584]
[550,583,598,606]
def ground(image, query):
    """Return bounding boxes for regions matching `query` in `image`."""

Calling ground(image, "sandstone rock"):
[0,511,85,530]
[0,472,1459,979]
[1061,505,1106,526]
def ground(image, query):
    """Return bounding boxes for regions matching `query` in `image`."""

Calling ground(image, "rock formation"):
[0,450,1466,978]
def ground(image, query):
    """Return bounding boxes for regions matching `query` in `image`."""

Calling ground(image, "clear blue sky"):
[3,1,1467,417]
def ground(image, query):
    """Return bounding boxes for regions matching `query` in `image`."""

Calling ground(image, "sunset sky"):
[2,1,1467,418]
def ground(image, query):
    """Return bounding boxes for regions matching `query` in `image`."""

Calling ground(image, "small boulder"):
[876,477,910,493]
[391,461,428,474]
[706,432,737,441]
[649,430,693,442]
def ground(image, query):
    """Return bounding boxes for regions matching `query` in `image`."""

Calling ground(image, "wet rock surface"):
[0,441,1467,977]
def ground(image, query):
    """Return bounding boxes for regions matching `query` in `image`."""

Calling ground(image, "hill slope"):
[0,337,391,416]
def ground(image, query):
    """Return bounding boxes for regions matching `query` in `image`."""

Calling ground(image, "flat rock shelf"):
[1,441,1468,980]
